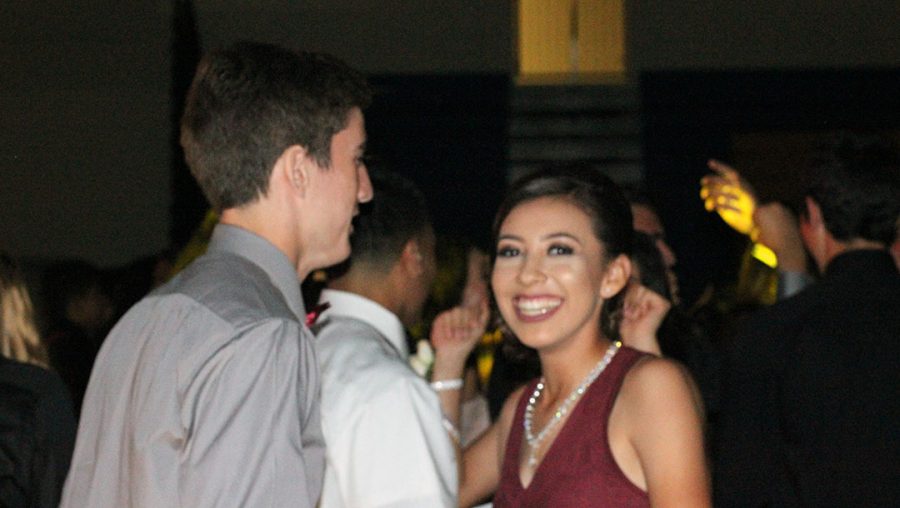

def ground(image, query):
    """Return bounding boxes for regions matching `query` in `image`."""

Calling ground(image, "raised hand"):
[620,282,672,356]
[430,301,490,377]
[700,159,759,239]
[461,247,490,311]
[429,300,491,449]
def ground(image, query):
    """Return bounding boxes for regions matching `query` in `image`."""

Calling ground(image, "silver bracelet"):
[430,378,463,392]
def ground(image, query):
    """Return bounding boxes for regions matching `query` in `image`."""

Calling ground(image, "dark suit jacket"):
[0,356,77,508]
[714,249,900,508]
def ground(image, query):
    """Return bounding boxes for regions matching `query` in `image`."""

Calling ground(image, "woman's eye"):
[496,246,520,258]
[548,244,573,255]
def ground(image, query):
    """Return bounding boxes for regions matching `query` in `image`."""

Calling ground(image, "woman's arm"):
[614,357,711,507]
[430,303,490,492]
[459,385,523,508]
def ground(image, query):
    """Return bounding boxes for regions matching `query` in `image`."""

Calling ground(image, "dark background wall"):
[365,75,509,251]
[1,3,170,267]
[2,1,899,268]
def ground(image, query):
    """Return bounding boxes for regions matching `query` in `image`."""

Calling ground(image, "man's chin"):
[316,242,351,271]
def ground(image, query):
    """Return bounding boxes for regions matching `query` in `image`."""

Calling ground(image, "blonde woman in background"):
[0,252,76,507]
[0,252,49,367]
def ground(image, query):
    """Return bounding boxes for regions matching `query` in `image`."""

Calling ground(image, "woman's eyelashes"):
[496,244,520,258]
[548,243,574,256]
[495,242,575,258]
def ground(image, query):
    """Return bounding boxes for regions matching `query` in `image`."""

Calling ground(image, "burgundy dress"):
[493,346,651,507]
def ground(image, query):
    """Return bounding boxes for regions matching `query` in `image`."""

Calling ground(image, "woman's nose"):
[516,255,546,285]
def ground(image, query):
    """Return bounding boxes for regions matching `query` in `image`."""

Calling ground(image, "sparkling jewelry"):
[523,341,621,467]
[430,378,463,392]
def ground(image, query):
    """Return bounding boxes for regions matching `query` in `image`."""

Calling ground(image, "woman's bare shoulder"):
[618,355,700,419]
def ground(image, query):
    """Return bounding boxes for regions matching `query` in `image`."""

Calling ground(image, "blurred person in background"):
[314,170,488,507]
[39,258,114,416]
[712,133,900,507]
[1,253,76,507]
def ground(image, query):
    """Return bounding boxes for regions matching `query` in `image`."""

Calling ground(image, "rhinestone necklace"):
[523,341,621,467]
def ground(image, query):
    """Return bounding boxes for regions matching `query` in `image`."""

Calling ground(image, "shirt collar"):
[208,223,307,320]
[318,289,409,357]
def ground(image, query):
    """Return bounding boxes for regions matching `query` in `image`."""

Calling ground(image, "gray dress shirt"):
[61,224,324,507]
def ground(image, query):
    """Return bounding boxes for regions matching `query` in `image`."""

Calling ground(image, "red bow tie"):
[305,302,330,326]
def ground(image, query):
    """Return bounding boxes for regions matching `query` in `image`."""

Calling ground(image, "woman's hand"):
[620,283,671,356]
[430,301,490,376]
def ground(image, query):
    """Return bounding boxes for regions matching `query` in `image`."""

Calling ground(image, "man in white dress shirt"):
[61,42,373,507]
[313,171,487,507]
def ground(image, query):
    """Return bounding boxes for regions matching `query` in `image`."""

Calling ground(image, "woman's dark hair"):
[491,172,633,357]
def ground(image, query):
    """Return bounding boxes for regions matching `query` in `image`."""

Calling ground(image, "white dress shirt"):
[313,289,457,508]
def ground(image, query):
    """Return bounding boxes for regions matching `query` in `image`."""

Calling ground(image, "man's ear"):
[600,254,632,299]
[801,196,833,272]
[804,196,824,230]
[400,239,424,276]
[276,145,312,197]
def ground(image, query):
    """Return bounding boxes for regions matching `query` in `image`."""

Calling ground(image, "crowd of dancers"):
[2,41,898,507]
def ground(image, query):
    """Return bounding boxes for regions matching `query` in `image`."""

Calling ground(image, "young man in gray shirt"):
[61,41,373,507]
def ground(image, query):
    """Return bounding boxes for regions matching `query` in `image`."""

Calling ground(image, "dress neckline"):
[517,348,621,490]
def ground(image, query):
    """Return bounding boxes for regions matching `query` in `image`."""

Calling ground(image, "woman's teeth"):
[515,297,561,316]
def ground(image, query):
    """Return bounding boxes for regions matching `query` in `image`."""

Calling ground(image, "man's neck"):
[328,269,402,318]
[220,204,302,277]
[819,237,886,272]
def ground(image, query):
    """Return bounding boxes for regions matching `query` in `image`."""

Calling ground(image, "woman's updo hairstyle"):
[491,168,634,343]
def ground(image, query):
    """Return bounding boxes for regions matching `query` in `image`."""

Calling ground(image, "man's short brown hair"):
[180,41,371,210]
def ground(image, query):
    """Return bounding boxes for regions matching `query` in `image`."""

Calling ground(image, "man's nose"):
[357,165,373,203]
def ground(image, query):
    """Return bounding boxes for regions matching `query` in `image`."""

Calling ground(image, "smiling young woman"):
[461,174,710,508]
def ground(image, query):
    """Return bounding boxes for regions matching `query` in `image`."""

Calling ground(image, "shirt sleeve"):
[179,318,322,507]
[326,373,457,508]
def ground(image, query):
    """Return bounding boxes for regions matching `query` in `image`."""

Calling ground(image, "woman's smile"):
[513,295,563,322]
[492,196,609,350]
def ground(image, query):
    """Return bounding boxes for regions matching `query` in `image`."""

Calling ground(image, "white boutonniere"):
[409,339,434,378]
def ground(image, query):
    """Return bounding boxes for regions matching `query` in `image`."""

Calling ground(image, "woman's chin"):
[510,330,557,352]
